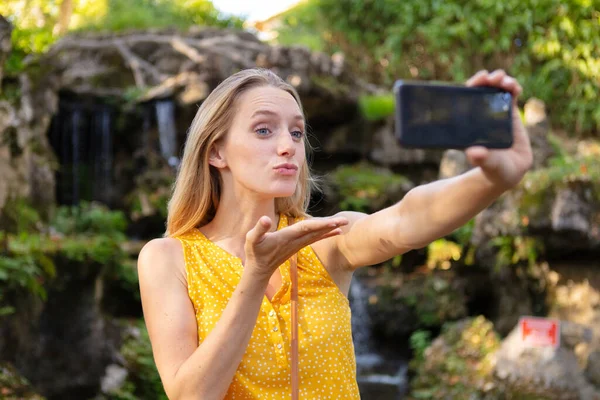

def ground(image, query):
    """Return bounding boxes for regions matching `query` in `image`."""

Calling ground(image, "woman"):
[138,68,532,399]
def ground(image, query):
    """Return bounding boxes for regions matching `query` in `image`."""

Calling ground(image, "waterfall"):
[93,107,112,203]
[155,100,179,168]
[349,277,409,400]
[49,101,116,206]
[350,278,382,371]
[71,108,82,205]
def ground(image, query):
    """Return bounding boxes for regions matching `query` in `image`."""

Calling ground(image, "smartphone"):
[394,80,513,149]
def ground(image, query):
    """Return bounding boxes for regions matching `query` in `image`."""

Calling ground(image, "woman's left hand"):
[465,69,533,189]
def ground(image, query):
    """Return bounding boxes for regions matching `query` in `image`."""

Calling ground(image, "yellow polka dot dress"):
[176,215,360,399]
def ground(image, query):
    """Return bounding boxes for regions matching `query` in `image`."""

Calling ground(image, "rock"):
[100,364,128,394]
[0,258,123,398]
[524,98,555,169]
[43,28,361,120]
[494,322,600,399]
[0,73,57,221]
[549,279,600,384]
[370,119,444,167]
[408,317,501,399]
[438,149,471,179]
[551,182,594,234]
[587,351,600,386]
[0,362,45,400]
[471,178,600,263]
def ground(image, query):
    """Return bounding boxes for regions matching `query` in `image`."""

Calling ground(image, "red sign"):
[519,316,560,348]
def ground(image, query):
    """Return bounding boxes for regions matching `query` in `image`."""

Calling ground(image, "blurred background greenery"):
[1,0,599,399]
[2,0,599,135]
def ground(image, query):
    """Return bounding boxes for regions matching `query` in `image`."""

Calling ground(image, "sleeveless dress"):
[175,214,360,399]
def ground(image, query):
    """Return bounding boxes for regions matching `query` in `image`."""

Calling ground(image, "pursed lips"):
[273,163,298,175]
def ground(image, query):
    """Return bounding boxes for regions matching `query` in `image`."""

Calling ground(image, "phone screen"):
[395,83,513,149]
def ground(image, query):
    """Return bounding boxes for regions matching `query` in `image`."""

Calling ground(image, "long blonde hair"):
[166,68,317,237]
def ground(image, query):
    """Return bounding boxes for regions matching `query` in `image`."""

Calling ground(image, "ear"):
[208,144,227,169]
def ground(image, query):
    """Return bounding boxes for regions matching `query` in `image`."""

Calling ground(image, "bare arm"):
[327,167,508,270]
[317,69,533,272]
[138,238,268,400]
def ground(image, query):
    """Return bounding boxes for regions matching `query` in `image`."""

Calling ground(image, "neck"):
[200,184,280,260]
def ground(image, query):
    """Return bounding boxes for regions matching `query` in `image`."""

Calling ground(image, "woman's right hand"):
[243,216,348,281]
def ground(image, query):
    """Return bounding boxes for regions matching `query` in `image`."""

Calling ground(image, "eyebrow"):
[251,109,304,122]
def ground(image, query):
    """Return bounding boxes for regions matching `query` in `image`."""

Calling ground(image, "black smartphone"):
[394,80,513,149]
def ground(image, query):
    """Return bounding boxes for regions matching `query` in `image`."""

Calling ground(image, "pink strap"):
[287,216,299,400]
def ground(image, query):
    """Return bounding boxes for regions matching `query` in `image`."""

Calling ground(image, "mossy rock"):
[328,162,412,213]
[408,316,501,400]
[0,362,45,400]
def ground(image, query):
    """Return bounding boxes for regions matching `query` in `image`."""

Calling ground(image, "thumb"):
[246,216,272,245]
[465,146,490,168]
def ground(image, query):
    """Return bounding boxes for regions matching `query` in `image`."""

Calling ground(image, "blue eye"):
[255,127,270,136]
[291,130,304,140]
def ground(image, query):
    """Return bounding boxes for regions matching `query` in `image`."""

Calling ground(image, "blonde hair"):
[166,68,318,237]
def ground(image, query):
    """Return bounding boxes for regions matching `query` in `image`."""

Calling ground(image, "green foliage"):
[109,320,167,400]
[270,0,326,51]
[0,203,128,313]
[126,160,174,222]
[451,218,475,247]
[409,329,432,362]
[76,0,243,33]
[358,94,395,121]
[51,201,127,237]
[0,241,56,303]
[371,272,467,331]
[426,239,462,270]
[519,151,600,206]
[278,0,600,136]
[490,236,543,272]
[0,362,46,400]
[0,198,43,234]
[1,0,244,75]
[330,162,409,212]
[408,316,501,400]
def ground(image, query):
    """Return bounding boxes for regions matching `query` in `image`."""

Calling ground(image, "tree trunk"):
[53,0,74,36]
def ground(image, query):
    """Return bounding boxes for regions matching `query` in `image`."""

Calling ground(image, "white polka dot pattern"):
[176,215,360,399]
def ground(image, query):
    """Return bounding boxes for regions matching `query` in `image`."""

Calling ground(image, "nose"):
[277,131,297,157]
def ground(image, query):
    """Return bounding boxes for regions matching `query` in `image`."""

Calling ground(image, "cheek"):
[227,141,270,171]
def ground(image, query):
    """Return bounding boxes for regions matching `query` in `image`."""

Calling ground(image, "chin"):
[269,182,298,198]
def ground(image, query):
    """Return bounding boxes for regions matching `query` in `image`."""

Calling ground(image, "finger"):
[246,216,272,245]
[465,146,490,167]
[289,228,344,255]
[488,69,506,86]
[316,228,343,241]
[493,75,521,100]
[466,70,489,87]
[280,218,347,246]
[293,217,348,234]
[501,76,522,100]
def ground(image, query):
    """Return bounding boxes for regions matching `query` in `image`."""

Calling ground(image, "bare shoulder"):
[137,237,187,286]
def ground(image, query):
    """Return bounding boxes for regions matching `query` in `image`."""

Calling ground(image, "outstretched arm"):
[324,70,533,271]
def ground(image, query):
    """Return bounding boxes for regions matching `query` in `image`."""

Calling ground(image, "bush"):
[0,202,128,314]
[0,0,244,75]
[277,0,600,136]
[109,320,167,400]
[329,162,410,212]
[408,317,501,400]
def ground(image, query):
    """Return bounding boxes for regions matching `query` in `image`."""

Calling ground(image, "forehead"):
[236,86,303,117]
